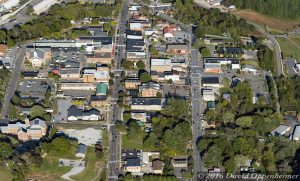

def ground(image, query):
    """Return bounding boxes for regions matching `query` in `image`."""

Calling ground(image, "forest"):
[224,0,300,19]
[173,0,255,38]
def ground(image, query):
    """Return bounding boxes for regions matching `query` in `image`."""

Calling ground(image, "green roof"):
[96,82,108,95]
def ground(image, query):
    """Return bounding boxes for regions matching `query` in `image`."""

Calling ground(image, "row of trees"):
[226,0,300,19]
[257,45,276,74]
[199,80,289,173]
[0,69,10,109]
[173,0,255,38]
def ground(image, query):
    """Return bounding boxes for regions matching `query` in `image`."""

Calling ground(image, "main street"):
[1,45,26,118]
[107,0,130,180]
[190,49,205,179]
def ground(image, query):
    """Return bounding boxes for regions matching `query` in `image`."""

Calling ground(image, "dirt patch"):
[26,174,64,181]
[232,9,300,32]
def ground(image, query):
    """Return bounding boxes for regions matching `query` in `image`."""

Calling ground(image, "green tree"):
[224,158,236,173]
[236,116,253,128]
[121,59,134,70]
[30,105,46,118]
[0,142,13,160]
[123,113,131,122]
[136,60,145,69]
[140,72,151,83]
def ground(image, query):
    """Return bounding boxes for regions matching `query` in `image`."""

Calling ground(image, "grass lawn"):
[276,36,300,62]
[26,141,78,180]
[122,133,143,149]
[240,59,259,67]
[0,166,13,181]
[71,147,104,181]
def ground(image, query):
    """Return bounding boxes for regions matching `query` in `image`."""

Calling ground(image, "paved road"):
[190,49,205,179]
[107,0,129,180]
[1,45,26,118]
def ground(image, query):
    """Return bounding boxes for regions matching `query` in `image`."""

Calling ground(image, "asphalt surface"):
[107,0,129,180]
[1,45,26,118]
[190,49,205,179]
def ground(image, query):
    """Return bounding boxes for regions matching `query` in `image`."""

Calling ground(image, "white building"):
[202,89,215,101]
[271,125,291,136]
[241,64,257,73]
[293,126,300,141]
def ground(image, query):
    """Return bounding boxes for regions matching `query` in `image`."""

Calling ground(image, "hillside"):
[224,0,300,19]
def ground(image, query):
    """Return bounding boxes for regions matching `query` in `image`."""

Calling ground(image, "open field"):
[276,35,300,62]
[71,147,105,181]
[232,9,300,33]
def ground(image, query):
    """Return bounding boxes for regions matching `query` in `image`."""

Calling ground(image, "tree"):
[8,103,17,118]
[136,60,145,69]
[224,158,236,173]
[30,105,46,118]
[0,142,13,160]
[143,132,160,151]
[149,45,159,56]
[203,145,223,167]
[140,72,151,83]
[200,47,211,57]
[222,111,235,124]
[123,113,131,122]
[121,59,134,70]
[236,116,252,128]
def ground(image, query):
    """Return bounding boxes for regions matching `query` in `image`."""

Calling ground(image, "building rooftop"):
[202,77,220,84]
[151,58,171,66]
[131,98,164,106]
[126,157,141,167]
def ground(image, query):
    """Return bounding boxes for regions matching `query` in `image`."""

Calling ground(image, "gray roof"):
[126,157,140,167]
[131,98,163,106]
[82,108,101,116]
[202,77,219,84]
[76,143,87,154]
[139,81,160,91]
[68,105,82,117]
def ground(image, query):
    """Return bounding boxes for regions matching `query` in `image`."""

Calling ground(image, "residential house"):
[90,95,108,107]
[150,58,172,73]
[26,48,51,67]
[202,77,221,88]
[139,81,161,97]
[222,93,231,100]
[207,101,216,110]
[172,156,188,168]
[131,98,165,111]
[125,78,141,89]
[271,125,291,136]
[166,44,189,55]
[152,160,164,174]
[76,143,87,158]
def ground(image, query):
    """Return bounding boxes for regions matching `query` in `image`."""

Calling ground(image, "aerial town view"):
[0,0,300,180]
